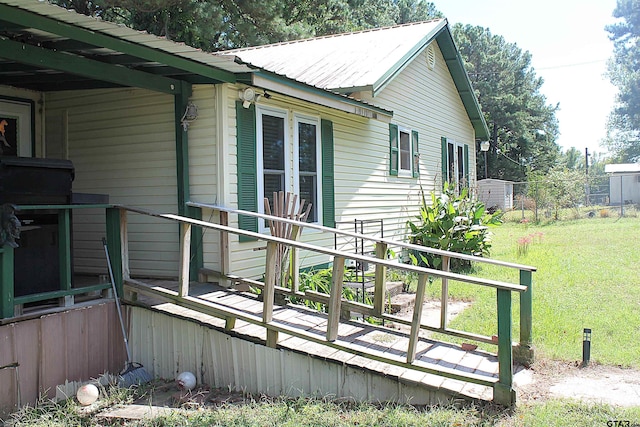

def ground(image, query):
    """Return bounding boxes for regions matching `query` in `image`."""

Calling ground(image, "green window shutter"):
[236,101,258,241]
[412,130,419,178]
[441,136,448,188]
[463,144,470,188]
[389,123,398,176]
[321,119,335,228]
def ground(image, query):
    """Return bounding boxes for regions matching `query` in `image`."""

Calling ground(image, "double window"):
[389,124,419,177]
[441,137,469,192]
[242,106,326,233]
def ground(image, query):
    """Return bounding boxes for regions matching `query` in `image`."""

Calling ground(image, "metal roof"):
[221,20,446,93]
[605,163,640,174]
[218,19,489,139]
[0,0,252,93]
[0,0,389,118]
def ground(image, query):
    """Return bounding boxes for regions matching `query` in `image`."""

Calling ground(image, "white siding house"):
[0,1,488,282]
[218,20,489,278]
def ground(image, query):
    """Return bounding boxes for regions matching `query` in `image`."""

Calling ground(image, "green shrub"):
[406,184,503,272]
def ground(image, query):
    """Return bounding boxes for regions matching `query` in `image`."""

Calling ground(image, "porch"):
[1,203,534,408]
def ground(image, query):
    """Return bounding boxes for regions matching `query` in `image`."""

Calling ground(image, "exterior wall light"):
[180,101,198,131]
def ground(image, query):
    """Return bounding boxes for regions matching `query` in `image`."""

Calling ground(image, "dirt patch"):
[515,359,640,407]
[392,294,640,407]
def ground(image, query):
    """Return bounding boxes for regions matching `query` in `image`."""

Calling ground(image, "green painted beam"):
[58,209,72,291]
[14,283,110,306]
[0,247,14,319]
[0,4,236,84]
[513,269,535,366]
[105,208,124,297]
[0,38,182,95]
[495,288,516,406]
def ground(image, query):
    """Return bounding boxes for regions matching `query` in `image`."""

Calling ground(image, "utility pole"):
[585,148,590,206]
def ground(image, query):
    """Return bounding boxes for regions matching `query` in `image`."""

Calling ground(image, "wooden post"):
[494,288,516,406]
[407,273,428,363]
[225,317,236,331]
[326,256,345,342]
[289,224,301,293]
[178,222,192,297]
[264,241,278,347]
[119,209,130,281]
[0,247,14,318]
[187,205,203,282]
[373,242,388,316]
[263,242,277,323]
[514,269,534,365]
[105,207,124,297]
[58,208,73,307]
[218,210,231,287]
[440,255,450,329]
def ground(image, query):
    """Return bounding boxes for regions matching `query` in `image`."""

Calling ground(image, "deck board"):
[127,279,500,402]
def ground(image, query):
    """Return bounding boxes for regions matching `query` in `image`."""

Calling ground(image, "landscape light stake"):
[582,328,591,367]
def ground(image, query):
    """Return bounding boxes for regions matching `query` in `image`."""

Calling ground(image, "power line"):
[537,59,608,71]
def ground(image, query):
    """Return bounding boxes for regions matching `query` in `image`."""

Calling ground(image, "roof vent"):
[426,44,436,70]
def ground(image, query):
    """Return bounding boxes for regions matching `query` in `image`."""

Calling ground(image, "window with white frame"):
[257,106,289,230]
[443,137,469,192]
[294,115,322,223]
[256,107,324,231]
[389,123,419,177]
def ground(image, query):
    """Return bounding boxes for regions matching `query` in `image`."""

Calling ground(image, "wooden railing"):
[0,204,114,319]
[102,204,534,406]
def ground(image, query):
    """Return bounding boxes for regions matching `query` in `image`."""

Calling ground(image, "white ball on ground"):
[176,371,196,391]
[76,383,99,406]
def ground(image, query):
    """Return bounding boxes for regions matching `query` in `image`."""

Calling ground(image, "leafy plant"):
[291,268,360,312]
[406,184,503,272]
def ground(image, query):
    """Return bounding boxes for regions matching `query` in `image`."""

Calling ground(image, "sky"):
[438,0,619,155]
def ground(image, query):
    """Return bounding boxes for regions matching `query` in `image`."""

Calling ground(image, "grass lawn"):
[443,214,640,367]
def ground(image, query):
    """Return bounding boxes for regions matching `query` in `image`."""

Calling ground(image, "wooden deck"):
[127,279,500,402]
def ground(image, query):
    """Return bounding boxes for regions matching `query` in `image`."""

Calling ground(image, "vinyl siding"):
[221,40,478,280]
[46,87,180,277]
[352,41,477,242]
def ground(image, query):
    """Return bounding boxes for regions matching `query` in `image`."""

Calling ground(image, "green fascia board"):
[371,19,448,96]
[0,3,236,84]
[0,38,184,95]
[436,25,490,140]
[253,70,393,118]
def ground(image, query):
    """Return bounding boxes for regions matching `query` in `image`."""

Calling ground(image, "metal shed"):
[605,163,640,205]
[477,179,514,210]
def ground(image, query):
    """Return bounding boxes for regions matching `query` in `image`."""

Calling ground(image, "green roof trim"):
[371,20,448,96]
[0,37,185,95]
[0,3,237,84]
[364,20,488,140]
[436,24,490,141]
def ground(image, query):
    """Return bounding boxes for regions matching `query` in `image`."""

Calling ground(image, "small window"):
[442,137,470,193]
[389,124,419,178]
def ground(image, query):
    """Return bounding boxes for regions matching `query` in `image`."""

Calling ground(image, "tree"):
[50,0,441,51]
[529,167,585,220]
[452,24,560,182]
[562,147,584,170]
[605,0,640,161]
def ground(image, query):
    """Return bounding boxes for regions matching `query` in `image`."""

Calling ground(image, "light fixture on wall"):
[239,87,257,108]
[180,101,198,131]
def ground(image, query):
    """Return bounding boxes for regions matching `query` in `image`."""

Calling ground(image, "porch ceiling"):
[0,1,251,94]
